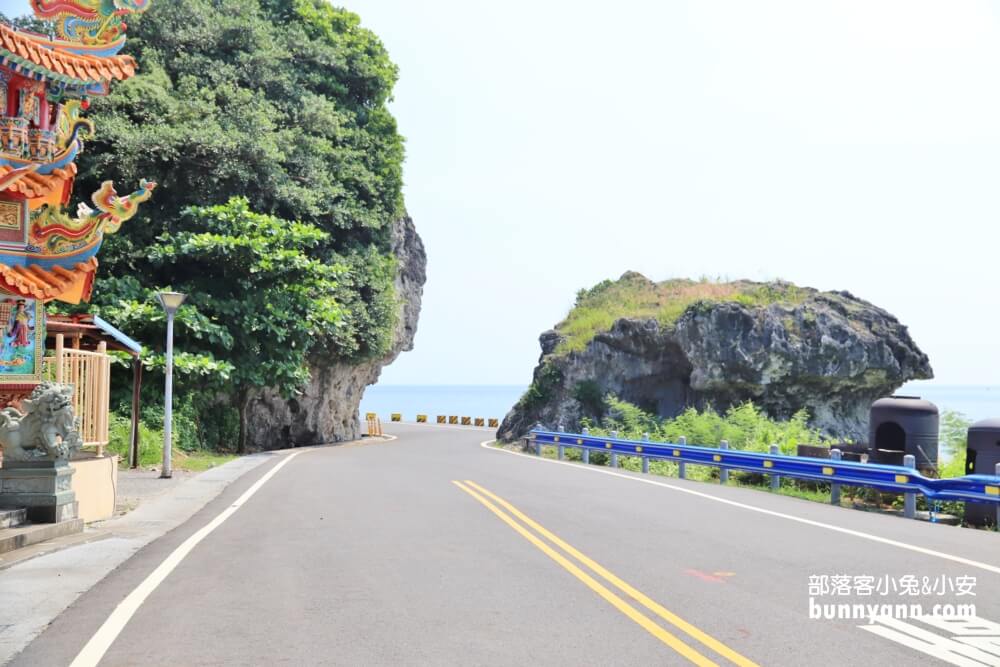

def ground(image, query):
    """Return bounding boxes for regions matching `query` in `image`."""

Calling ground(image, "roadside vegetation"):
[108,409,236,472]
[512,397,980,525]
[554,273,811,355]
[582,397,820,455]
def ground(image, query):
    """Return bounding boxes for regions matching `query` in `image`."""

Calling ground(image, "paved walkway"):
[114,469,196,516]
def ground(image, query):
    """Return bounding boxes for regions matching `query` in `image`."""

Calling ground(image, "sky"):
[4,0,999,387]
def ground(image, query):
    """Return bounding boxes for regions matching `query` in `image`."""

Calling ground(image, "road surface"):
[11,423,1000,666]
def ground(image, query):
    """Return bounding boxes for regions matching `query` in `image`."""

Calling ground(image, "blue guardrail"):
[530,429,1000,505]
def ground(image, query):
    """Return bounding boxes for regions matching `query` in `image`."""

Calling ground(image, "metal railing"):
[530,429,1000,519]
[43,336,111,456]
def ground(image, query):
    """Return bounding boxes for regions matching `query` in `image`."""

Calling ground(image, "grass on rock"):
[555,274,810,355]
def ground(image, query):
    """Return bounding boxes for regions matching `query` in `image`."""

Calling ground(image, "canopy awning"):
[47,312,142,356]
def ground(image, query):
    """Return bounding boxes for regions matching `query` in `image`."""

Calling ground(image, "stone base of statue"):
[0,383,84,524]
[0,461,78,523]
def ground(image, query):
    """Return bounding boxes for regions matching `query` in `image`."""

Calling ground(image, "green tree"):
[81,0,404,360]
[98,199,345,452]
[44,0,408,450]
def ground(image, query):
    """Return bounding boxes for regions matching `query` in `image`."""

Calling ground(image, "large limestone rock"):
[244,215,426,450]
[499,273,932,441]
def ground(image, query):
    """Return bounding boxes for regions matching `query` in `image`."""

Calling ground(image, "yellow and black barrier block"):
[449,416,459,425]
[474,418,485,427]
[417,414,428,423]
[461,417,472,426]
[488,418,499,428]
[366,412,377,421]
[391,413,402,422]
[437,415,447,424]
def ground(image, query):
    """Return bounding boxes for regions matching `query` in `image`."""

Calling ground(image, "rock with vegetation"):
[3,0,428,451]
[499,272,932,441]
[245,214,425,448]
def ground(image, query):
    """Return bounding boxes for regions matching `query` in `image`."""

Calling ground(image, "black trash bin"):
[869,396,939,473]
[964,419,1000,527]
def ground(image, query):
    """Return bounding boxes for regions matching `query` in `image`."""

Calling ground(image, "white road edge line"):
[70,449,309,667]
[481,440,1000,576]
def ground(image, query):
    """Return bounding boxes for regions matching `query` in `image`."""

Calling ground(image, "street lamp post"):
[157,291,187,479]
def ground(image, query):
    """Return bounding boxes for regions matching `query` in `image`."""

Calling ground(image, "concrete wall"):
[70,454,117,523]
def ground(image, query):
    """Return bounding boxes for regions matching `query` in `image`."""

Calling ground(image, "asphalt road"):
[11,423,1000,666]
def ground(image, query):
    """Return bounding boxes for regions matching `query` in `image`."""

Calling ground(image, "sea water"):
[899,382,1000,422]
[360,383,1000,424]
[359,385,527,423]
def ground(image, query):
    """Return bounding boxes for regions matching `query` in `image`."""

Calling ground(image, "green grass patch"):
[175,451,238,472]
[107,413,236,471]
[554,274,811,355]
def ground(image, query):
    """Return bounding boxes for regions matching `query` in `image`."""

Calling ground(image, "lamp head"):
[156,291,187,316]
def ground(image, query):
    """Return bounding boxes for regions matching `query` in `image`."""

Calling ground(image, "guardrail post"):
[678,436,687,479]
[642,433,650,474]
[830,449,842,506]
[610,431,619,468]
[719,440,729,484]
[994,463,1000,530]
[581,428,590,464]
[769,444,780,490]
[903,455,916,519]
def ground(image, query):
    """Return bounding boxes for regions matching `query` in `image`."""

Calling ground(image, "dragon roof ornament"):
[0,2,158,304]
[29,0,152,46]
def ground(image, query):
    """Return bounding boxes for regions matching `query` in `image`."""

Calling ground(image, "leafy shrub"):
[573,380,606,417]
[940,410,972,478]
[517,364,564,412]
[583,396,823,455]
[107,412,166,468]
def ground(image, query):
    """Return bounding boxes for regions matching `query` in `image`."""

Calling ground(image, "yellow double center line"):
[453,480,759,667]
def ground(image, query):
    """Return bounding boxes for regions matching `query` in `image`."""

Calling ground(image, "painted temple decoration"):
[0,297,42,379]
[0,0,154,395]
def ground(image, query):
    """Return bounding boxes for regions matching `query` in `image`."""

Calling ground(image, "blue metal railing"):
[529,429,1000,510]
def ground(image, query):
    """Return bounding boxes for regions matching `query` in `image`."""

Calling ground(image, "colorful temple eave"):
[0,23,136,88]
[0,255,96,303]
[0,163,75,200]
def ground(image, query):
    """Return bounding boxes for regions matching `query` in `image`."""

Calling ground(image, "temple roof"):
[0,163,75,199]
[0,23,136,87]
[0,256,97,303]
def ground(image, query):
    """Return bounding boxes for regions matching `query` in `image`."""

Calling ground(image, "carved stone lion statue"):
[0,383,83,463]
